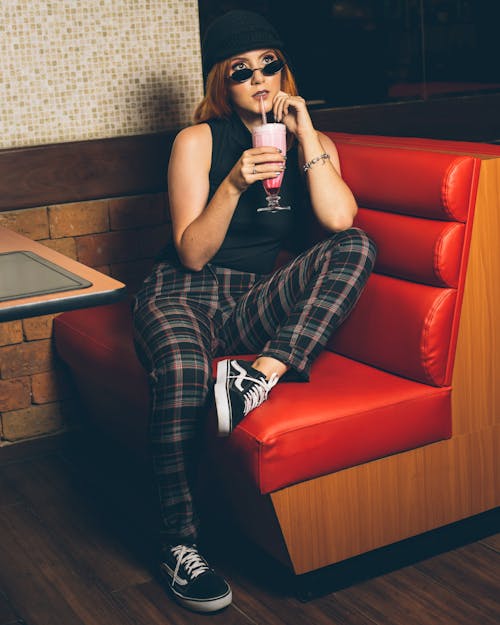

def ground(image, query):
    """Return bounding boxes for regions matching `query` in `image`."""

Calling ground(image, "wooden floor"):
[0,445,498,625]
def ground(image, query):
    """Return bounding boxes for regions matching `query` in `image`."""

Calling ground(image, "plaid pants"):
[132,228,376,547]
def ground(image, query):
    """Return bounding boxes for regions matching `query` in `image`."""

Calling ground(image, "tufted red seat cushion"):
[328,143,479,388]
[217,352,451,494]
[327,131,500,157]
[54,303,451,494]
[354,208,465,288]
[54,138,479,496]
[54,300,150,452]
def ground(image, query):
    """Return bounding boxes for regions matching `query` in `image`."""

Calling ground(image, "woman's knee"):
[134,300,214,365]
[330,227,377,266]
[152,344,212,388]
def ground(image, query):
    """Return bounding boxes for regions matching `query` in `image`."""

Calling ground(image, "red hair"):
[193,50,298,123]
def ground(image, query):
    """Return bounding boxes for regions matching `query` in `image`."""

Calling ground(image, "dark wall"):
[198,0,500,108]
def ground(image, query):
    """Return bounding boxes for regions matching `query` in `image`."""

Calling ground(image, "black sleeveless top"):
[163,113,307,274]
[208,113,306,274]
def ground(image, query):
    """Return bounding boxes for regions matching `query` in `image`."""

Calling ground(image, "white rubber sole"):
[172,586,233,613]
[160,561,232,613]
[214,359,232,436]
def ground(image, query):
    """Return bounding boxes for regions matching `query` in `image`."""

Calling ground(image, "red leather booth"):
[54,133,500,576]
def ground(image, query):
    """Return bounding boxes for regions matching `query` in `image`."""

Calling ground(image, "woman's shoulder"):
[171,124,213,165]
[169,124,213,177]
[175,116,232,141]
[174,122,212,147]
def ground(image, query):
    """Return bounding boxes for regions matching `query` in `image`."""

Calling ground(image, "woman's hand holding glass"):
[226,90,316,213]
[227,146,286,195]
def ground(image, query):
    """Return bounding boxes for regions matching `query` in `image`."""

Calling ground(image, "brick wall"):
[0,194,170,445]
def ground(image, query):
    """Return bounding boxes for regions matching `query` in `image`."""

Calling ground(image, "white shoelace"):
[240,372,279,416]
[171,545,209,586]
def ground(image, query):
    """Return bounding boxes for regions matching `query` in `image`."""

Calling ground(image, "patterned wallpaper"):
[0,0,204,149]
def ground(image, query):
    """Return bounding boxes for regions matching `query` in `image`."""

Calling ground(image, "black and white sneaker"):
[214,359,279,436]
[159,544,232,613]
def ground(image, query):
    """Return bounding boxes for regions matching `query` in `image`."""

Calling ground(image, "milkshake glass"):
[252,123,290,212]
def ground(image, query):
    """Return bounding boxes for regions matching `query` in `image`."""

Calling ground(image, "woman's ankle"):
[251,356,288,381]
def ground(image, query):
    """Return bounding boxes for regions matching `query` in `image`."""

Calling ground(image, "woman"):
[133,9,376,614]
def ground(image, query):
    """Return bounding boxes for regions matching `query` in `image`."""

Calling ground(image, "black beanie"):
[201,10,285,78]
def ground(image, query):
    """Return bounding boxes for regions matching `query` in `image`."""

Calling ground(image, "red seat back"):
[326,141,481,386]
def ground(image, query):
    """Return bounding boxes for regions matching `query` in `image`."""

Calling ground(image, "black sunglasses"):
[229,59,285,83]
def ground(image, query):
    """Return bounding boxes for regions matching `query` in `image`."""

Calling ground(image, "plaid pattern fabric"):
[132,228,376,546]
[220,228,376,380]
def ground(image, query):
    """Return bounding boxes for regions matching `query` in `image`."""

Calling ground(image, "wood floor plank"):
[481,532,500,553]
[330,566,499,625]
[415,542,500,620]
[0,589,19,625]
[229,584,300,625]
[0,503,138,625]
[0,456,497,625]
[230,576,377,625]
[114,581,255,625]
[0,455,152,592]
[204,527,376,625]
[0,505,87,625]
[0,470,22,508]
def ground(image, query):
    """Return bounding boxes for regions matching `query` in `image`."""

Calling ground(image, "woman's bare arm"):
[168,123,285,271]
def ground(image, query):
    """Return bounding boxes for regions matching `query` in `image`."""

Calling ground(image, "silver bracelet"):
[303,152,330,172]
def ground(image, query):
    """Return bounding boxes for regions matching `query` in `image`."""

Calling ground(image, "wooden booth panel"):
[451,158,500,435]
[271,424,500,574]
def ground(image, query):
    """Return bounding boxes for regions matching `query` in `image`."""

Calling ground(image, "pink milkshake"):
[251,123,287,194]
